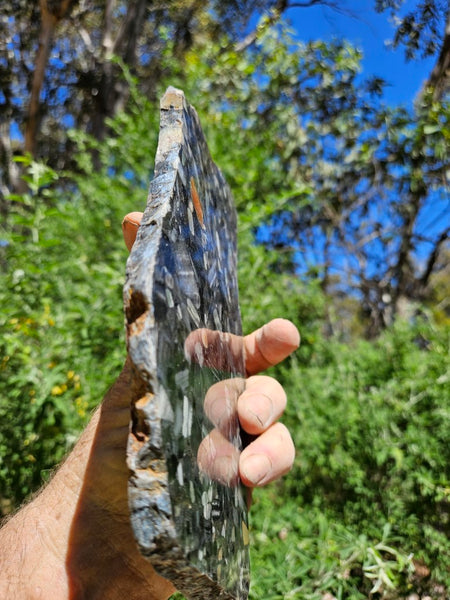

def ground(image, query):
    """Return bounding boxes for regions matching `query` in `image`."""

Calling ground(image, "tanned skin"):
[0,213,299,599]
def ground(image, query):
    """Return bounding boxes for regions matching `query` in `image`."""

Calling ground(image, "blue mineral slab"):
[124,87,249,600]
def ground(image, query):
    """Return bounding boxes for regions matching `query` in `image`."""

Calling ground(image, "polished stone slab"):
[124,87,249,599]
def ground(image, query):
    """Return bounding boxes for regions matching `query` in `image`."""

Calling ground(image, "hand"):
[0,214,299,600]
[123,212,298,490]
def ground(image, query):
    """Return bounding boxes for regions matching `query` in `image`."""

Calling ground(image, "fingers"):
[197,429,240,487]
[201,374,291,489]
[196,422,295,489]
[244,319,300,376]
[238,375,286,435]
[203,378,244,436]
[184,329,245,374]
[184,319,300,377]
[238,376,293,488]
[203,375,286,437]
[122,211,143,251]
[239,423,294,487]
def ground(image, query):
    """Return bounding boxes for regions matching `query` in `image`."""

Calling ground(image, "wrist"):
[0,362,175,599]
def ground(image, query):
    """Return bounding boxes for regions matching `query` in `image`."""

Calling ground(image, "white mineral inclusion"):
[203,499,212,520]
[177,461,184,486]
[194,341,205,367]
[158,387,174,422]
[165,288,174,308]
[175,368,189,392]
[186,297,201,327]
[182,394,193,438]
[187,207,195,236]
[213,307,222,332]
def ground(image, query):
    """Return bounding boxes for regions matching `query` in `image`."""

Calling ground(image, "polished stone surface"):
[124,87,249,599]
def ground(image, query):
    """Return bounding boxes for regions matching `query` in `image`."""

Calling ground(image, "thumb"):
[122,212,143,252]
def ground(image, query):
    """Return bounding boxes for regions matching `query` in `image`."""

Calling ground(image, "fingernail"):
[245,393,273,429]
[240,454,272,486]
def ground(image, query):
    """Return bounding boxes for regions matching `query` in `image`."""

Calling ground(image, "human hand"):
[70,214,298,596]
[0,213,299,600]
[123,212,298,490]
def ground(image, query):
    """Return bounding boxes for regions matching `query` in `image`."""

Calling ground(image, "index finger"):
[123,214,300,374]
[244,319,300,375]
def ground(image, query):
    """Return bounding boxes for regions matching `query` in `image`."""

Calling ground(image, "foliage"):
[375,0,450,100]
[0,112,150,506]
[0,0,291,198]
[161,25,449,336]
[1,12,449,600]
[375,0,448,59]
[270,318,450,597]
[249,501,415,599]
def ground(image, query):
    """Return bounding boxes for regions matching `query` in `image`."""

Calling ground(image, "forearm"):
[0,420,94,599]
[0,365,174,600]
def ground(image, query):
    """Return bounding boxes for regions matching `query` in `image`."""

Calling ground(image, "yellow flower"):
[75,396,88,418]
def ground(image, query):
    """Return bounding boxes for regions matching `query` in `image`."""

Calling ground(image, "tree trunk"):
[426,7,450,99]
[24,2,57,158]
[88,0,148,142]
[24,0,76,158]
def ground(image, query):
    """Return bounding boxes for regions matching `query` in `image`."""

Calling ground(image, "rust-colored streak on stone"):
[190,176,205,229]
[131,392,152,443]
[126,312,149,338]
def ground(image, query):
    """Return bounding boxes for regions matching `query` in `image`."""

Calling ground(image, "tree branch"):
[425,7,450,99]
[111,0,147,65]
[235,0,289,52]
[102,0,115,57]
[419,226,450,289]
[24,1,56,157]
[24,0,76,157]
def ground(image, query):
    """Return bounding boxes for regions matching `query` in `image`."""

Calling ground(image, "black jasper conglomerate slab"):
[123,87,249,599]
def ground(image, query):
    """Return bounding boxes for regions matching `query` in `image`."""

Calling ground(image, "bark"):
[419,226,450,290]
[89,0,148,141]
[24,3,56,158]
[426,7,450,99]
[24,0,76,158]
[390,191,422,319]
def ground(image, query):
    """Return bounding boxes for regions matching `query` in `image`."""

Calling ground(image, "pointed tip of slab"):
[161,86,185,110]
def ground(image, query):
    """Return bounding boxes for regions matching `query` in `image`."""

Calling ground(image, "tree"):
[167,27,449,336]
[0,0,292,205]
[1,15,449,598]
[376,0,450,99]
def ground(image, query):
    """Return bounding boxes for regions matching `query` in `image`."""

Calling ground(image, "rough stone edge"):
[124,87,242,600]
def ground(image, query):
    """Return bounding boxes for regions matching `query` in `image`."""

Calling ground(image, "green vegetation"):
[1,5,449,599]
[250,321,449,598]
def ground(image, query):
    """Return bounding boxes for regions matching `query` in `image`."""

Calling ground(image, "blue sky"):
[254,2,448,285]
[286,1,436,106]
